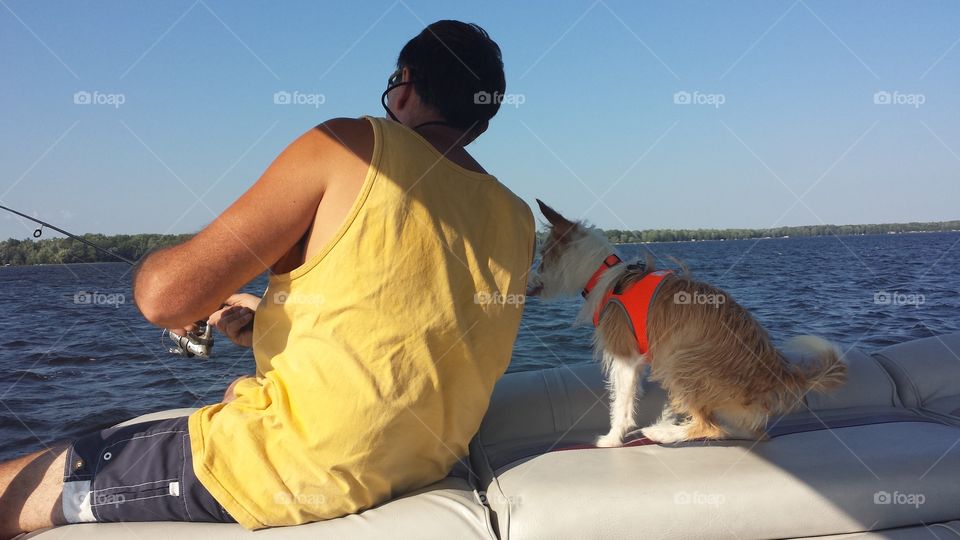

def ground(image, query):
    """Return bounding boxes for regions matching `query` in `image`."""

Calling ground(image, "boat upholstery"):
[874,333,960,423]
[24,333,960,539]
[471,334,960,539]
[22,410,496,540]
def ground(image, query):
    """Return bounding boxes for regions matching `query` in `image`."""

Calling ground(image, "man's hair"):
[397,20,506,134]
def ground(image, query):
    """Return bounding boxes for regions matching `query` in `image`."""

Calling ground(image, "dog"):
[527,200,847,446]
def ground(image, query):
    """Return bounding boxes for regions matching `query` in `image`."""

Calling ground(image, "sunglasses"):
[388,68,404,87]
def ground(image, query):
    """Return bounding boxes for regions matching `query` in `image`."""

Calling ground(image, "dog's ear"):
[536,199,574,229]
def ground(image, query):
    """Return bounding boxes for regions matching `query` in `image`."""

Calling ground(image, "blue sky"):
[1,0,958,239]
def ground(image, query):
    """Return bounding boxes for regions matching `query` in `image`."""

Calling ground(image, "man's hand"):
[169,321,201,338]
[205,292,261,348]
[220,293,262,312]
[208,300,257,349]
[167,293,260,348]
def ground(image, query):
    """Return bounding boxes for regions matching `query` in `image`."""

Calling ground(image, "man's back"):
[188,116,535,528]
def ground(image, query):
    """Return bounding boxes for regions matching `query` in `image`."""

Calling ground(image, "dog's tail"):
[786,335,847,393]
[772,335,847,411]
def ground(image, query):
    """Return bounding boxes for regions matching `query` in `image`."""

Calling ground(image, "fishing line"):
[0,203,214,358]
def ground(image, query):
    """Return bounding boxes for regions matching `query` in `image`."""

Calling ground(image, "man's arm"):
[133,120,358,329]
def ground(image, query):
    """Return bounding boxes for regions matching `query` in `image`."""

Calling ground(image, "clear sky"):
[1,0,958,240]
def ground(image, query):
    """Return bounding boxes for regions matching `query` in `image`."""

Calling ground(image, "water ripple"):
[1,234,959,460]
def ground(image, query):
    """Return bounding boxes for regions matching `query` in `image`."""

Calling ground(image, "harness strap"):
[582,254,622,298]
[592,269,673,355]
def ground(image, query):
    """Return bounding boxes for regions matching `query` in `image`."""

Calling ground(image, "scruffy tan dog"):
[527,200,847,446]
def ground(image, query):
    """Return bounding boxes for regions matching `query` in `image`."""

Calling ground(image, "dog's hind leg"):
[681,408,726,441]
[714,404,770,441]
[643,407,725,443]
[639,401,682,443]
[596,355,642,447]
[656,399,678,424]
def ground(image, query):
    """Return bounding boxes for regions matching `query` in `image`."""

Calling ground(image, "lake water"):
[0,233,957,460]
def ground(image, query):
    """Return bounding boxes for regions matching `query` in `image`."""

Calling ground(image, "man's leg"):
[0,444,68,539]
[1,416,233,537]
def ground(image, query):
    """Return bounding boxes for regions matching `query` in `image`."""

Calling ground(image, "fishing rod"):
[0,203,137,265]
[0,203,214,358]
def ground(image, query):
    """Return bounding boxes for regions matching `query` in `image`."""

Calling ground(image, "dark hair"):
[397,20,506,134]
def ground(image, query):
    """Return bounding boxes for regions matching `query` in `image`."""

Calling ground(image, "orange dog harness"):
[582,254,673,355]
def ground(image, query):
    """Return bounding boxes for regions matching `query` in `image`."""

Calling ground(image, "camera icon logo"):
[873,91,892,105]
[674,291,692,305]
[73,91,92,105]
[874,491,891,504]
[673,91,691,105]
[474,91,491,105]
[874,291,892,305]
[273,91,292,105]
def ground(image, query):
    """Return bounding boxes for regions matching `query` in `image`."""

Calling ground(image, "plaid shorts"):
[61,416,235,523]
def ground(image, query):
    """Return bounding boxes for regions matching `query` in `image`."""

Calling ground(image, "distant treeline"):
[1,220,958,265]
[540,220,960,245]
[0,234,193,266]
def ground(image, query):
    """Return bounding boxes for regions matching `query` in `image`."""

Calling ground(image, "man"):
[0,20,533,534]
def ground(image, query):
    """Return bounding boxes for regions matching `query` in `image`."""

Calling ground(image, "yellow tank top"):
[188,116,535,529]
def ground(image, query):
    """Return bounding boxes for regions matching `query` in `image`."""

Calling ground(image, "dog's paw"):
[595,433,625,448]
[640,423,688,444]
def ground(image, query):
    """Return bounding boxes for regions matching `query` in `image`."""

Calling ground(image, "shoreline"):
[612,229,960,245]
[3,230,959,267]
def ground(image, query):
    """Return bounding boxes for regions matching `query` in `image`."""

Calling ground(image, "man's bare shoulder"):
[310,117,375,165]
[269,118,374,189]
